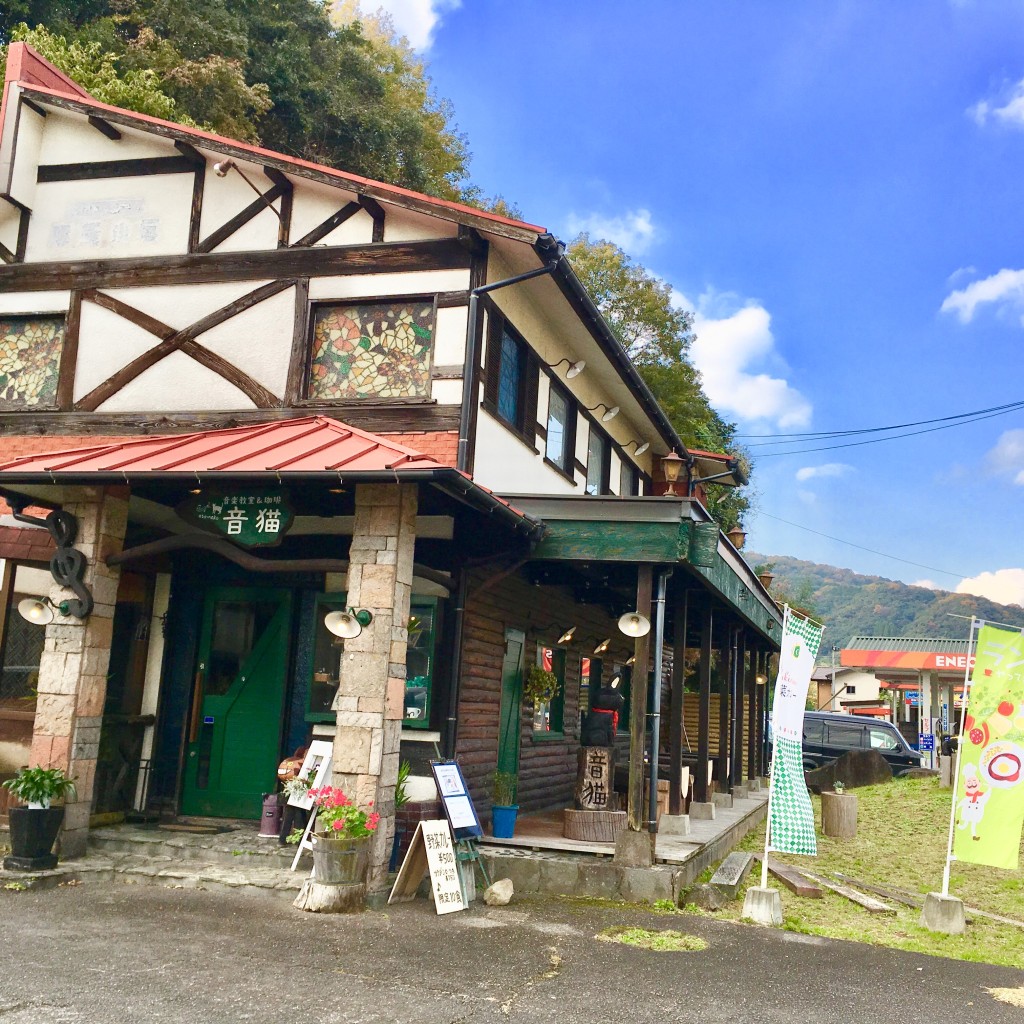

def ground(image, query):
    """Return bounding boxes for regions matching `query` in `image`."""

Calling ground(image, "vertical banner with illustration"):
[953,624,1024,869]
[768,608,824,856]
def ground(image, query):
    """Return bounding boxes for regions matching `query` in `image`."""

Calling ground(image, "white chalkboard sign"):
[288,740,333,872]
[430,761,482,840]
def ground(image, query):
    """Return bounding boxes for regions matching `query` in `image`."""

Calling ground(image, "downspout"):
[647,569,671,833]
[443,559,468,758]
[456,234,565,473]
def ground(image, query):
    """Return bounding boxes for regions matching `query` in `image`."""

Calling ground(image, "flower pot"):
[311,833,370,885]
[491,804,518,840]
[4,806,65,871]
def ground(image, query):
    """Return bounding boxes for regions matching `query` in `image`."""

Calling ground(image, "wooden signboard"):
[387,819,466,914]
[430,760,482,840]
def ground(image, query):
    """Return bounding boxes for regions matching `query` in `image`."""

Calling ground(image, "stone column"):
[331,483,416,890]
[30,486,128,858]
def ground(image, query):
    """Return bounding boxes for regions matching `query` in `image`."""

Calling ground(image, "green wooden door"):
[497,628,525,776]
[181,587,292,819]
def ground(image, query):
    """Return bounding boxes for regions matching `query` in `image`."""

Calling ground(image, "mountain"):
[748,553,1024,658]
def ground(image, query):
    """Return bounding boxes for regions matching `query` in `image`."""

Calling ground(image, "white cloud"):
[912,579,941,590]
[565,208,657,255]
[359,0,460,50]
[957,568,1024,608]
[940,268,1024,323]
[797,489,818,505]
[984,429,1024,484]
[795,462,853,482]
[680,292,813,429]
[970,77,1024,129]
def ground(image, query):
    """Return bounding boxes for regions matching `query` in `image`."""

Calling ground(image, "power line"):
[754,405,1022,458]
[754,510,967,580]
[737,397,1024,445]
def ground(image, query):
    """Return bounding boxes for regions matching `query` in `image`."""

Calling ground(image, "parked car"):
[769,712,924,776]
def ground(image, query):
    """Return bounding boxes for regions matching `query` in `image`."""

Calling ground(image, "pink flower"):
[332,819,344,831]
[367,812,380,830]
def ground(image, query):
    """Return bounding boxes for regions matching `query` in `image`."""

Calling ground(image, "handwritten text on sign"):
[421,820,466,914]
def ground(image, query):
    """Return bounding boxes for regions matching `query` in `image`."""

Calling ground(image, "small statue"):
[580,676,625,747]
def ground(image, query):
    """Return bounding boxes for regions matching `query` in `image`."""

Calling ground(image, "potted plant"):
[290,785,380,885]
[389,760,412,872]
[523,664,559,707]
[2,766,77,871]
[491,770,519,839]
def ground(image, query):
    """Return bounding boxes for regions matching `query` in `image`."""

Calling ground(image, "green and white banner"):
[954,623,1024,870]
[768,609,824,856]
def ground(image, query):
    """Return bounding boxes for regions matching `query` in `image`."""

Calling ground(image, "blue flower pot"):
[491,804,518,839]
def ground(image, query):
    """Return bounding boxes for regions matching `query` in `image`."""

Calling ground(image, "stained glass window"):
[497,329,524,425]
[0,315,65,409]
[307,300,434,401]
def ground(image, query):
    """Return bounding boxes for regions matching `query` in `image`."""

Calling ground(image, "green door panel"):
[497,628,525,776]
[181,587,291,819]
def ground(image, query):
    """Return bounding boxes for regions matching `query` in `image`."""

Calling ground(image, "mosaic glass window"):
[0,315,65,409]
[307,300,434,400]
[497,328,524,425]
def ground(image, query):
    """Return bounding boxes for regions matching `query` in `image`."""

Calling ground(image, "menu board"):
[430,760,482,840]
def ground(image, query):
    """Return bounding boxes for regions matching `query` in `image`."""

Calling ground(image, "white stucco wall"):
[0,290,69,315]
[6,98,44,206]
[74,302,161,402]
[307,270,470,302]
[473,408,578,495]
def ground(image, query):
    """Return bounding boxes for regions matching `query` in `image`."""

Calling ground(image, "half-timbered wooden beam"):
[359,196,386,243]
[37,155,197,183]
[290,201,361,248]
[76,282,291,411]
[0,195,30,265]
[87,115,121,141]
[264,168,293,248]
[22,97,47,118]
[0,239,471,292]
[173,142,207,253]
[197,181,289,254]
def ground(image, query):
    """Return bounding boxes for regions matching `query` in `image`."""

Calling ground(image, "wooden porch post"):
[694,605,713,804]
[627,565,654,831]
[746,638,758,781]
[717,623,732,793]
[731,629,746,789]
[668,586,688,815]
[755,650,767,777]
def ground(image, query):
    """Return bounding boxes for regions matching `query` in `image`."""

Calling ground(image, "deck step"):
[709,851,754,899]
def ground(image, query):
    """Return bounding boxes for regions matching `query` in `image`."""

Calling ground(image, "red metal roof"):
[0,416,450,475]
[2,44,544,238]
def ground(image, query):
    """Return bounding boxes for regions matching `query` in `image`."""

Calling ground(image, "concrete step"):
[114,855,306,900]
[88,827,303,871]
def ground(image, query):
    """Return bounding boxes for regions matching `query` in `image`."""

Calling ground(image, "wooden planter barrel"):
[821,791,858,839]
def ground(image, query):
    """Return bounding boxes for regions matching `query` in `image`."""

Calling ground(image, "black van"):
[797,712,923,776]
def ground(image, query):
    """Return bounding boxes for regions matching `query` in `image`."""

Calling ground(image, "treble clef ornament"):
[46,510,94,618]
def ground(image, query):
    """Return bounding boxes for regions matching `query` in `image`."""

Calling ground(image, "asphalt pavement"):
[0,880,1021,1023]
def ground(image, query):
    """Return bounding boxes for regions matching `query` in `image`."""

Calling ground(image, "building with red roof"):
[0,44,775,884]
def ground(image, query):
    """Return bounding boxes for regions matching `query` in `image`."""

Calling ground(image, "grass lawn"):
[698,776,1024,967]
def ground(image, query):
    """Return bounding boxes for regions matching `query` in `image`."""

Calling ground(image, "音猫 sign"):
[180,489,295,547]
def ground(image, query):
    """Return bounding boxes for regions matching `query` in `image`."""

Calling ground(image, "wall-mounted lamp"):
[324,607,374,639]
[660,451,686,495]
[617,611,651,638]
[608,673,622,689]
[625,655,636,667]
[16,596,69,626]
[557,626,577,644]
[623,439,650,457]
[586,402,620,423]
[212,158,283,221]
[593,637,611,655]
[756,673,768,685]
[548,357,586,379]
[726,525,747,550]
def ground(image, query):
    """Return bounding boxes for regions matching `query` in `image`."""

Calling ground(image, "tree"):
[567,234,752,529]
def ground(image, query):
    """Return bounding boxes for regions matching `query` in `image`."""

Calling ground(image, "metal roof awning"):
[0,416,544,540]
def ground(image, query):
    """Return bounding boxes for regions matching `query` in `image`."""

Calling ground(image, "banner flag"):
[768,609,824,856]
[953,623,1024,869]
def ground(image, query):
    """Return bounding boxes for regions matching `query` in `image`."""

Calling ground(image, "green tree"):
[567,234,752,528]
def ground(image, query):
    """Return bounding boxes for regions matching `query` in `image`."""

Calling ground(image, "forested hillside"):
[750,553,1024,656]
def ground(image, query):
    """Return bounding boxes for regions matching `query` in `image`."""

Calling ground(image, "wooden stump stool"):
[821,791,858,839]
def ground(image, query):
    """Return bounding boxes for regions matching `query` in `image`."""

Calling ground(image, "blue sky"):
[370,1,1024,605]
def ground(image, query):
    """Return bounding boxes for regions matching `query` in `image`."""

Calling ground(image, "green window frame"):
[306,593,438,726]
[532,645,566,737]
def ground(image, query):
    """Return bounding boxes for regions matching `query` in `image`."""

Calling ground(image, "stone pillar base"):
[742,885,782,927]
[711,792,733,809]
[659,814,690,836]
[613,830,655,867]
[920,892,966,934]
[689,801,716,820]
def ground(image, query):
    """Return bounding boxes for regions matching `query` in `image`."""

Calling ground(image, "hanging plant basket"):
[523,664,560,707]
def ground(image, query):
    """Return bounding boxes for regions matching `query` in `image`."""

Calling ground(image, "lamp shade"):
[566,360,585,379]
[617,611,651,638]
[18,597,54,625]
[557,626,577,644]
[324,609,362,638]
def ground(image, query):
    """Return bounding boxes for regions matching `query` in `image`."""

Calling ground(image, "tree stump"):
[293,879,366,913]
[821,791,858,839]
